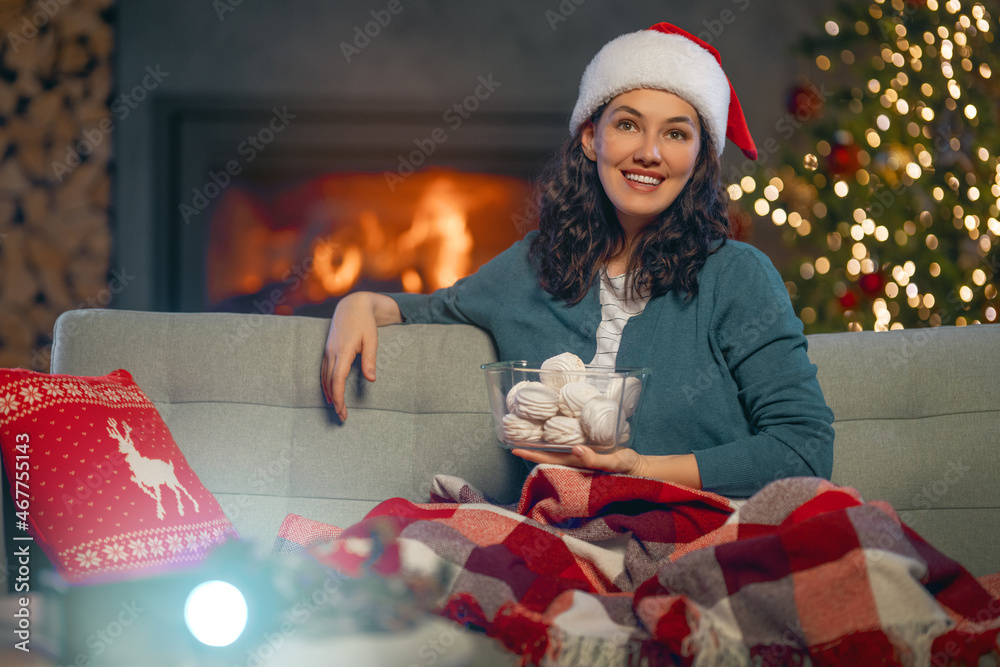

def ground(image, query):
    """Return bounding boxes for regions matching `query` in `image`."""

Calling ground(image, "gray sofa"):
[3,310,999,665]
[12,308,1000,579]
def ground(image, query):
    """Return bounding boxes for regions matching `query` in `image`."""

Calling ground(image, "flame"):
[397,178,474,292]
[313,240,363,295]
[401,269,422,293]
[311,175,476,296]
[206,168,531,309]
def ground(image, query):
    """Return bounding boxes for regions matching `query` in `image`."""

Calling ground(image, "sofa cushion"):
[0,367,236,583]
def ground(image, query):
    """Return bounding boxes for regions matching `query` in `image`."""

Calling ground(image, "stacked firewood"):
[0,0,114,370]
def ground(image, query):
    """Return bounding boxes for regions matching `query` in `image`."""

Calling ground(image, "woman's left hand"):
[511,445,648,476]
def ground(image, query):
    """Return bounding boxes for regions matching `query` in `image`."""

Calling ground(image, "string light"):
[892,265,910,285]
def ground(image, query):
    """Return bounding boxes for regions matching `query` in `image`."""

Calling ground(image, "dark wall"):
[113,0,832,311]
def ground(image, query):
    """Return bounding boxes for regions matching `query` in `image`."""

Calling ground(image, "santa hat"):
[569,22,758,160]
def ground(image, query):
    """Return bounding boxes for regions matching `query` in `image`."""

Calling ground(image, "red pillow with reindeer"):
[0,368,236,583]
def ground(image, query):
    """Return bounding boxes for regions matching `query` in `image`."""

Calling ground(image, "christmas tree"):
[734,0,999,332]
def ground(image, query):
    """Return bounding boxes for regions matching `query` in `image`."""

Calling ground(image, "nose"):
[634,133,662,165]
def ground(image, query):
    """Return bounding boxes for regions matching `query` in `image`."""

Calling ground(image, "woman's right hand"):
[321,292,402,421]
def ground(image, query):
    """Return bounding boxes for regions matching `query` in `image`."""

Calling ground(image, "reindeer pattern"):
[106,418,200,520]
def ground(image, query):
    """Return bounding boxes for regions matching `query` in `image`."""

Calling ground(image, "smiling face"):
[580,88,702,236]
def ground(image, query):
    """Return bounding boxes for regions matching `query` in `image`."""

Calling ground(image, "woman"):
[321,23,834,498]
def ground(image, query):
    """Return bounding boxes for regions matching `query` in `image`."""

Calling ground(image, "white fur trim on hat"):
[569,30,731,155]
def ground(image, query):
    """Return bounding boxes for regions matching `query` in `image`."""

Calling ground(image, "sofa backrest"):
[7,309,998,577]
[808,324,1000,577]
[43,309,523,556]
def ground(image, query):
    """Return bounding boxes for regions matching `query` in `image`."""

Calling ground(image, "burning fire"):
[312,176,476,296]
[206,169,530,312]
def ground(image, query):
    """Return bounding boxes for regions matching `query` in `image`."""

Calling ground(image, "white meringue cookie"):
[506,380,534,412]
[502,413,544,443]
[542,415,587,445]
[605,376,643,417]
[508,381,560,420]
[559,381,602,417]
[579,397,625,447]
[539,352,587,389]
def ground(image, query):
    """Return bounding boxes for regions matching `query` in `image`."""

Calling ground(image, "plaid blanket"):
[279,466,1000,666]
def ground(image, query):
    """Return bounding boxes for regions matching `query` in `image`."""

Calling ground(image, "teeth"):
[624,172,662,186]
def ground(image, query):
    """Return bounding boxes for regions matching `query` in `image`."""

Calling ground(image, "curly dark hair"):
[529,105,732,304]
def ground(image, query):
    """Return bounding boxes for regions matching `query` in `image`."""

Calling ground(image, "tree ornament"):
[859,271,884,296]
[827,141,861,178]
[786,82,825,121]
[838,290,858,309]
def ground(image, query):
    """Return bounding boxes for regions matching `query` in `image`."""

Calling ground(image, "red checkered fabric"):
[272,512,343,555]
[283,466,1000,666]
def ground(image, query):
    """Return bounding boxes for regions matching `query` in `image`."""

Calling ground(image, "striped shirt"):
[590,272,651,368]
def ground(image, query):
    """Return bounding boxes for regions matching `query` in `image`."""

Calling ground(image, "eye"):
[616,119,637,131]
[666,129,687,140]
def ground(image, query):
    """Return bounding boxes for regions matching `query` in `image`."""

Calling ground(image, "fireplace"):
[152,98,568,315]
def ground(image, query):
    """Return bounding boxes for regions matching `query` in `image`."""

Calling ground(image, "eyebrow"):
[610,105,698,129]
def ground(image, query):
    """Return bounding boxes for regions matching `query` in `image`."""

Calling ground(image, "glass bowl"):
[481,360,650,453]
